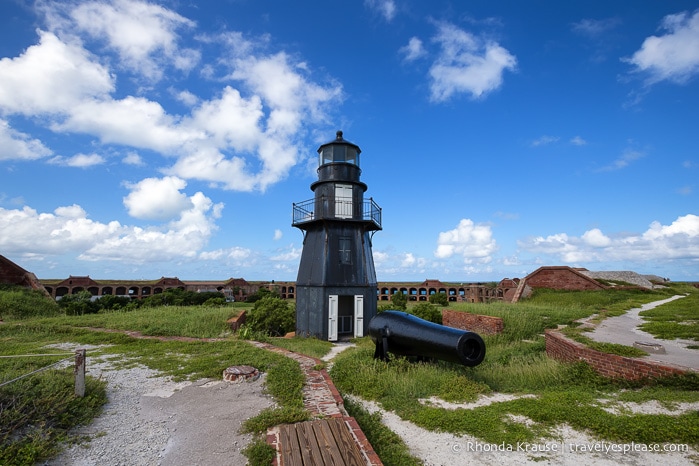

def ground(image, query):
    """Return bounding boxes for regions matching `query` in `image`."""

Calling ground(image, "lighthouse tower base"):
[296,285,376,341]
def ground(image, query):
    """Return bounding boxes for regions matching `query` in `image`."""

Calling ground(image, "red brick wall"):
[526,267,604,291]
[545,330,687,380]
[227,311,247,331]
[442,310,503,335]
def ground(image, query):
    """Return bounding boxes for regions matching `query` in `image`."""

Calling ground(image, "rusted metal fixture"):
[369,310,486,367]
[223,365,260,382]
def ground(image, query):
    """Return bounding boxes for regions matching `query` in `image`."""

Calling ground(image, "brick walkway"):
[248,341,382,466]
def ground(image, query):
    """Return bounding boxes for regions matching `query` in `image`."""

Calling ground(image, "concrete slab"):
[585,295,699,372]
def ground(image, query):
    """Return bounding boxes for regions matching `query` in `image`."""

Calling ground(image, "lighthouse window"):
[339,237,351,264]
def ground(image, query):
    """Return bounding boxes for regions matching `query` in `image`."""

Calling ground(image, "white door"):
[354,295,364,338]
[335,184,352,219]
[328,295,338,341]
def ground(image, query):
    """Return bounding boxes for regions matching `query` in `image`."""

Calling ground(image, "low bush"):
[408,302,442,324]
[245,297,295,336]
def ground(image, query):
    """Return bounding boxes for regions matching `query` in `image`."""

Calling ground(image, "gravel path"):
[44,347,273,466]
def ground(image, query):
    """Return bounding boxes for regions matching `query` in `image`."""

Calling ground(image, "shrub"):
[141,289,225,307]
[246,297,295,336]
[390,292,408,310]
[409,303,442,324]
[429,292,449,306]
[245,286,280,303]
[57,290,99,316]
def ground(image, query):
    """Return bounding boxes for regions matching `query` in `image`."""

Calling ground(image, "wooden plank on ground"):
[277,419,367,466]
[311,419,346,465]
[298,421,326,466]
[278,424,303,466]
[326,418,365,465]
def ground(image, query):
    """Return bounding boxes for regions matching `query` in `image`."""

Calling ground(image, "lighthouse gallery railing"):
[292,196,382,229]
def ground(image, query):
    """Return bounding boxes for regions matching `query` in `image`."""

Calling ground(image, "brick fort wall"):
[442,310,504,335]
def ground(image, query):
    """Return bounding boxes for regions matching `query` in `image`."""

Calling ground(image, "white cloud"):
[68,0,199,80]
[48,153,105,167]
[172,88,198,106]
[435,219,497,263]
[123,176,194,221]
[643,214,699,240]
[570,136,587,146]
[400,37,426,62]
[199,246,253,265]
[0,204,122,255]
[531,135,559,147]
[188,86,263,152]
[572,18,620,38]
[519,214,699,264]
[0,30,114,115]
[122,151,144,166]
[625,9,699,84]
[401,253,417,267]
[270,246,301,262]
[365,0,396,22]
[54,96,190,152]
[599,148,645,171]
[273,229,283,240]
[428,22,516,101]
[0,194,222,264]
[0,119,53,160]
[0,1,343,194]
[582,228,612,247]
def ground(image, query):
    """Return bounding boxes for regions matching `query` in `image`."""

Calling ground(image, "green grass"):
[330,285,699,451]
[2,284,698,465]
[639,292,699,342]
[33,304,244,339]
[343,396,422,466]
[0,318,306,464]
[0,368,106,465]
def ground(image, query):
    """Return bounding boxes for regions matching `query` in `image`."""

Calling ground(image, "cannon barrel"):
[368,310,486,367]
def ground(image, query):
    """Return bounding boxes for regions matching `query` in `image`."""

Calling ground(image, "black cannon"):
[368,310,486,367]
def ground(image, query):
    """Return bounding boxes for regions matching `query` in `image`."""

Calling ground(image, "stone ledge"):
[545,329,691,380]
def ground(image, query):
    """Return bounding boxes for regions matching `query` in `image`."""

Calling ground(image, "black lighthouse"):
[292,131,382,341]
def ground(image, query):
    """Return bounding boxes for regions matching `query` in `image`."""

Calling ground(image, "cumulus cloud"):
[65,0,199,80]
[0,195,222,264]
[273,229,283,240]
[0,30,114,115]
[519,214,699,264]
[428,22,517,101]
[373,250,429,277]
[0,1,342,192]
[123,176,194,221]
[435,219,498,263]
[625,9,699,84]
[0,119,53,160]
[582,228,612,247]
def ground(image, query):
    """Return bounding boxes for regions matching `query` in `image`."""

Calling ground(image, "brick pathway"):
[248,341,382,465]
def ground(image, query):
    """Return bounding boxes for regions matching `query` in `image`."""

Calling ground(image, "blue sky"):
[1,0,698,282]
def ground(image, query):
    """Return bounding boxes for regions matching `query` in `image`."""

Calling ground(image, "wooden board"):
[278,418,366,465]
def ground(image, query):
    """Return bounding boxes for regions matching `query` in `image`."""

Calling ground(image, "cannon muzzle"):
[368,310,486,367]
